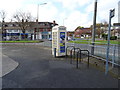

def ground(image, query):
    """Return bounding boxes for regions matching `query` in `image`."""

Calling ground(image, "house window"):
[14,30,18,32]
[40,29,43,32]
[9,24,13,27]
[43,29,48,31]
[13,24,16,26]
[76,35,80,37]
[16,24,19,27]
[40,23,45,26]
[77,30,79,32]
[8,30,12,32]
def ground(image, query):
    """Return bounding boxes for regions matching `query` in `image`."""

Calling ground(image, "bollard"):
[66,47,67,57]
[74,48,75,59]
[79,51,81,63]
[70,50,73,64]
[88,51,89,68]
[76,52,79,69]
[54,48,56,58]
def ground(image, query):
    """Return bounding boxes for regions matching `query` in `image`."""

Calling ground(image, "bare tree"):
[96,23,102,38]
[0,10,7,40]
[13,10,35,39]
[101,20,109,40]
[102,20,108,32]
[0,10,7,22]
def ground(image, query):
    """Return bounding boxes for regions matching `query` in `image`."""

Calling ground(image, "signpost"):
[105,9,115,75]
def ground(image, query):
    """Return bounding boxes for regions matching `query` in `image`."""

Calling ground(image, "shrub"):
[110,36,117,40]
[102,34,108,40]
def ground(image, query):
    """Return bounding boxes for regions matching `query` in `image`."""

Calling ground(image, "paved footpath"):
[1,44,119,88]
[0,48,19,90]
[1,54,19,77]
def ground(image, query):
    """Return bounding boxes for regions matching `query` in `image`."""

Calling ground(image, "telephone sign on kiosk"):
[52,26,67,57]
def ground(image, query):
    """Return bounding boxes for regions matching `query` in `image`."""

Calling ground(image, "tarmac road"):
[2,44,119,88]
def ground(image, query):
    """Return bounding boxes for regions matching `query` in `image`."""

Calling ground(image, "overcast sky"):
[0,0,119,31]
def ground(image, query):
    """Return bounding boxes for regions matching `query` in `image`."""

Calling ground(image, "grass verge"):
[0,40,43,43]
[69,40,119,45]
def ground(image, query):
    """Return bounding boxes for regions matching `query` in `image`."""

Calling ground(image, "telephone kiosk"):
[52,26,67,57]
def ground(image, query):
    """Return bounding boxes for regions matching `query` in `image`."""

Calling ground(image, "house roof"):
[75,28,91,35]
[67,31,74,33]
[75,27,90,31]
[0,21,58,30]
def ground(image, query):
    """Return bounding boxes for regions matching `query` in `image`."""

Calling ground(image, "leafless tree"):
[0,10,7,22]
[0,10,7,40]
[13,10,35,39]
[102,20,108,30]
[100,20,109,40]
[95,23,101,38]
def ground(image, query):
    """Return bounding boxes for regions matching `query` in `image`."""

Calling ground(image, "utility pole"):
[105,9,115,75]
[37,3,47,21]
[91,0,97,55]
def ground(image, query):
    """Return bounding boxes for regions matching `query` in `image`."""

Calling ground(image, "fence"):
[42,40,119,66]
[67,42,119,66]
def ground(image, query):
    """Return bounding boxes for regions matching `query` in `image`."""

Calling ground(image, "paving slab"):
[0,53,19,77]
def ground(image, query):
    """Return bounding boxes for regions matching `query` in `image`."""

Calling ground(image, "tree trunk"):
[22,30,26,40]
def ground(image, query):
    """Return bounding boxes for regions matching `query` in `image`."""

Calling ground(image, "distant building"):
[118,1,120,23]
[74,27,92,38]
[0,21,58,41]
[113,23,120,39]
[67,31,74,40]
[90,23,109,38]
[111,1,120,39]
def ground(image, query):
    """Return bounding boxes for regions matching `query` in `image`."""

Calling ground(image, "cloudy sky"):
[0,0,119,31]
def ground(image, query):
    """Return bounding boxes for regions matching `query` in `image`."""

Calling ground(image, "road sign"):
[110,9,115,18]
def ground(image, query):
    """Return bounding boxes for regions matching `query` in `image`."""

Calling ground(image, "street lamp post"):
[35,3,47,40]
[37,3,47,21]
[63,18,67,26]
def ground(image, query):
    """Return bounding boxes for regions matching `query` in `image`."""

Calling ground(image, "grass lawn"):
[0,40,42,43]
[69,40,119,45]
